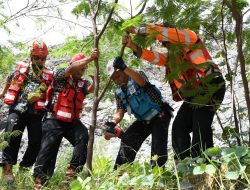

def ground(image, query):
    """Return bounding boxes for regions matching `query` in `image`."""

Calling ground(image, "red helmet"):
[71,53,86,64]
[30,40,48,56]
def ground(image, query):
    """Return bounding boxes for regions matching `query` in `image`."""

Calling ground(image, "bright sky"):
[0,0,152,47]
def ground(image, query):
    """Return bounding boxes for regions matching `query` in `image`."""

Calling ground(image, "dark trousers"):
[2,110,43,167]
[172,77,226,159]
[115,113,171,168]
[33,119,89,180]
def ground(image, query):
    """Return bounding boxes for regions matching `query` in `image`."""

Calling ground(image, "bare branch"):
[94,0,102,20]
[27,14,93,32]
[224,0,250,145]
[134,0,147,17]
[97,78,112,102]
[216,113,231,146]
[243,8,250,16]
[86,0,119,173]
[130,0,132,18]
[98,0,118,40]
[87,0,95,16]
[97,42,126,102]
[4,2,76,24]
[87,0,98,37]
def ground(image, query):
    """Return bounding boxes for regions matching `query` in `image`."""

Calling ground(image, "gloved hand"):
[113,56,127,71]
[103,121,124,140]
[161,102,174,117]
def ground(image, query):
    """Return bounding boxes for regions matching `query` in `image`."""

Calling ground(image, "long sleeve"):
[133,46,167,66]
[145,25,199,45]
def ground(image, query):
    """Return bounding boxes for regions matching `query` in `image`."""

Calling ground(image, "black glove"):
[104,121,116,136]
[161,102,174,117]
[113,56,127,71]
[103,121,124,140]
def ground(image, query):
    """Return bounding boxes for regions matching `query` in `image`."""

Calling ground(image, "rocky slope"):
[0,59,241,169]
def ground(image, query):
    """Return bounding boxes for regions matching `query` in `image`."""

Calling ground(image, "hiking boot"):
[2,164,14,185]
[63,166,77,184]
[34,177,43,190]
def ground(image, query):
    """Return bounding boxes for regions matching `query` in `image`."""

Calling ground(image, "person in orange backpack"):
[33,49,99,189]
[0,40,53,184]
[123,23,226,160]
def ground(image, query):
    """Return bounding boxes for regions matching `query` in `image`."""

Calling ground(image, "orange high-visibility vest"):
[139,25,221,101]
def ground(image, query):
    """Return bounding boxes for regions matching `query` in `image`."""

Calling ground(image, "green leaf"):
[118,173,130,185]
[196,158,206,164]
[205,146,221,157]
[235,146,249,158]
[140,174,154,186]
[205,164,216,175]
[70,180,82,190]
[222,126,236,141]
[177,162,191,174]
[82,176,91,186]
[193,165,205,175]
[120,15,143,32]
[221,147,249,158]
[129,174,144,185]
[72,0,90,17]
[225,171,240,180]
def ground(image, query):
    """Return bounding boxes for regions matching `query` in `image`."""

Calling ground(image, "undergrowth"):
[1,146,250,189]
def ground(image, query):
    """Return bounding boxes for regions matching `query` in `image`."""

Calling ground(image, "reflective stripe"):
[196,73,203,78]
[143,109,159,121]
[181,30,190,44]
[162,27,168,41]
[57,110,71,118]
[17,61,29,67]
[5,94,15,100]
[190,50,204,60]
[151,51,160,64]
[139,27,147,34]
[45,100,49,106]
[205,66,221,75]
[37,101,45,106]
[43,69,53,74]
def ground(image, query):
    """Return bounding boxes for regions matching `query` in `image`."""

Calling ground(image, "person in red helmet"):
[0,40,53,184]
[33,48,99,189]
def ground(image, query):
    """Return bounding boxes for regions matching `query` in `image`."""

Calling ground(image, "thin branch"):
[216,113,231,146]
[88,0,95,16]
[130,0,132,18]
[97,78,112,102]
[222,0,241,145]
[4,0,30,23]
[23,14,93,32]
[87,0,98,39]
[24,24,56,43]
[97,0,118,40]
[97,42,126,102]
[134,0,147,17]
[243,8,250,16]
[4,2,76,24]
[94,0,102,20]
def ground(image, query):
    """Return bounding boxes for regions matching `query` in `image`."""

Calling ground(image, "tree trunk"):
[86,0,118,174]
[221,2,241,145]
[224,0,250,145]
